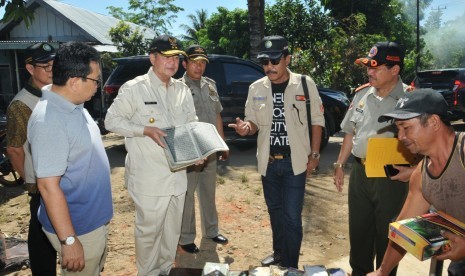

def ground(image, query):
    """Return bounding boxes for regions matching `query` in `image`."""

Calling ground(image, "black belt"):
[354,156,366,166]
[25,183,39,194]
[269,153,291,163]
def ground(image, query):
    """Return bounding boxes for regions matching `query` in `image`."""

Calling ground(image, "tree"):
[206,7,250,58]
[107,0,183,34]
[1,0,33,27]
[424,9,443,31]
[179,9,209,43]
[108,21,149,57]
[247,0,265,62]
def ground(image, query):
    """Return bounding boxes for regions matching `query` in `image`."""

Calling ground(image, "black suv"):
[412,68,465,121]
[102,54,350,148]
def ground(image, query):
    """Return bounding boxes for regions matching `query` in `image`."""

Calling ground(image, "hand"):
[228,117,250,136]
[143,126,167,148]
[194,157,207,166]
[61,238,85,272]
[389,165,415,182]
[333,167,344,192]
[435,230,465,261]
[219,150,229,161]
[306,158,319,178]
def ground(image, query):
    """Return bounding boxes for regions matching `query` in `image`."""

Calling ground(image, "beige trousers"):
[44,224,109,276]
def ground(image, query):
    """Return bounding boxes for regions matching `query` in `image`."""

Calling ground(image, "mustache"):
[265,70,278,75]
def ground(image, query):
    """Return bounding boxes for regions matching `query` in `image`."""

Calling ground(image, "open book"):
[161,122,229,171]
[388,211,465,261]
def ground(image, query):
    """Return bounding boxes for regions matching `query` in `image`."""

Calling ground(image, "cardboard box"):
[389,211,465,261]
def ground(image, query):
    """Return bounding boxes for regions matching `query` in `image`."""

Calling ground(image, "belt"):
[269,153,291,163]
[25,183,39,194]
[354,156,366,166]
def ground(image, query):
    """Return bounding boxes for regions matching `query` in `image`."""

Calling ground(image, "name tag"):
[355,107,364,114]
[144,101,157,105]
[295,95,306,101]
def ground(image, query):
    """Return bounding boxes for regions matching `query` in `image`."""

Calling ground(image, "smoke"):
[423,10,465,68]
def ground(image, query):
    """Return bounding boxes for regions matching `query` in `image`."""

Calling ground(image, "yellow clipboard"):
[365,138,419,177]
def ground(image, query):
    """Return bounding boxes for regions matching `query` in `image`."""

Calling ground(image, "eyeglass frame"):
[32,64,53,72]
[259,57,283,66]
[79,76,101,87]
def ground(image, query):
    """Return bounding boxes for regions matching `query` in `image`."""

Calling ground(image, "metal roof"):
[0,0,157,46]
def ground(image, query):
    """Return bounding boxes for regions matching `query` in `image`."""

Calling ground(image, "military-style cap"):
[355,41,404,68]
[185,45,209,63]
[257,35,289,60]
[24,42,55,64]
[378,89,449,122]
[149,34,186,56]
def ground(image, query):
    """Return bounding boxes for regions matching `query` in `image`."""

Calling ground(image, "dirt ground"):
[0,133,448,275]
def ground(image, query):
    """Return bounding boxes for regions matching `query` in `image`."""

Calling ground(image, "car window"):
[223,62,264,95]
[415,70,459,90]
[110,61,151,86]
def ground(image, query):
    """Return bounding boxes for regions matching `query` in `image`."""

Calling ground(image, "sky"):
[1,0,464,36]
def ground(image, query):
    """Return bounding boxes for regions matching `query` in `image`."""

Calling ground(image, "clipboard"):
[365,137,419,177]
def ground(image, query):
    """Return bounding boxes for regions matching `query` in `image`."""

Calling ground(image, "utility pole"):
[416,0,420,73]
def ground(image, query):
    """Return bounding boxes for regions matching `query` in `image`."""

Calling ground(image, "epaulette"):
[204,76,216,84]
[354,83,371,93]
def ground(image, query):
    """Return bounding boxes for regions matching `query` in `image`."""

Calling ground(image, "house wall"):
[10,6,89,42]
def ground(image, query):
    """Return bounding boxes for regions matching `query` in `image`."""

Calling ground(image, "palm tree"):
[180,9,209,43]
[247,0,265,61]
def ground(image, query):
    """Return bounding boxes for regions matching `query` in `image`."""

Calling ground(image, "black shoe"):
[260,252,281,266]
[179,243,199,254]
[211,234,228,244]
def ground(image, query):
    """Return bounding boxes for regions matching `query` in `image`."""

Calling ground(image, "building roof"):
[0,0,157,46]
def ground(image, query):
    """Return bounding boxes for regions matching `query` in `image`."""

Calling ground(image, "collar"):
[148,67,176,88]
[42,84,83,113]
[366,77,405,100]
[262,68,294,88]
[24,80,42,97]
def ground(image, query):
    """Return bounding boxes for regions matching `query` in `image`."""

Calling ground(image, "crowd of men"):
[4,33,465,276]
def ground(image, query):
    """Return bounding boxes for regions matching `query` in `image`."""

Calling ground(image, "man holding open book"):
[367,89,465,275]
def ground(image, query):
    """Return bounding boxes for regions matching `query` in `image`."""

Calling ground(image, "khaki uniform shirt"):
[180,74,222,125]
[340,78,408,158]
[245,70,325,176]
[105,68,197,196]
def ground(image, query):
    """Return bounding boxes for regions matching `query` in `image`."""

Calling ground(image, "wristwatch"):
[333,162,345,169]
[60,235,76,246]
[310,152,320,159]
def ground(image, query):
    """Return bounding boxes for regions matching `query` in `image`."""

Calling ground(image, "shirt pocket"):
[139,105,164,126]
[290,101,308,127]
[252,96,269,126]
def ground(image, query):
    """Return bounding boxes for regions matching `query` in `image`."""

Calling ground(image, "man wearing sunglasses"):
[6,42,58,275]
[333,42,411,276]
[229,35,325,268]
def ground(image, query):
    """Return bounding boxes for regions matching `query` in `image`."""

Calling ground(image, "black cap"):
[24,42,55,64]
[378,89,449,122]
[149,34,185,56]
[355,41,404,68]
[257,35,289,60]
[185,45,209,62]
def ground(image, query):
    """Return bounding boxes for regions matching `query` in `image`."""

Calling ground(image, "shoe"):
[211,234,228,244]
[179,243,199,254]
[260,252,281,266]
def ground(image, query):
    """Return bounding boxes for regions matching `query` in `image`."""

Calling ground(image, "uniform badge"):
[295,95,306,101]
[358,101,364,109]
[149,118,155,123]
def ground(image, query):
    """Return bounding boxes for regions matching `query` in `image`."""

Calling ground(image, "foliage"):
[180,9,209,43]
[205,7,250,58]
[107,0,183,34]
[108,21,150,57]
[0,0,33,26]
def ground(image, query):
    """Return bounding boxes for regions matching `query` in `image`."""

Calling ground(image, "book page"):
[189,123,228,157]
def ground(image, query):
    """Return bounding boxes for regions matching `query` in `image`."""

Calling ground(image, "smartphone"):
[384,164,410,178]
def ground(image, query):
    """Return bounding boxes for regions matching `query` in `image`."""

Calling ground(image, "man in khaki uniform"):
[178,45,229,254]
[105,35,197,275]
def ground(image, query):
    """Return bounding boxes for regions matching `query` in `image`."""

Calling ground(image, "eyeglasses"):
[33,64,53,72]
[81,77,101,87]
[259,58,282,66]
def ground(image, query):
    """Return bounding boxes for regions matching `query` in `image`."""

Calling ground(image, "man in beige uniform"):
[178,45,229,254]
[105,34,197,275]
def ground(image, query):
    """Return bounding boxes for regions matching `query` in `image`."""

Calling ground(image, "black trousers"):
[28,193,57,275]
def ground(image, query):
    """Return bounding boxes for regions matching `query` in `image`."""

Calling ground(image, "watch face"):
[65,236,75,245]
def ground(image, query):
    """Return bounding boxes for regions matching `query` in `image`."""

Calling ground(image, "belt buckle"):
[274,154,284,160]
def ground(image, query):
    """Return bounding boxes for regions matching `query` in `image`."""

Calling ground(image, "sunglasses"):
[259,58,282,66]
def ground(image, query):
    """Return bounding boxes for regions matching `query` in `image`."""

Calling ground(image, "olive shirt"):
[340,78,408,158]
[180,73,222,125]
[244,70,325,176]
